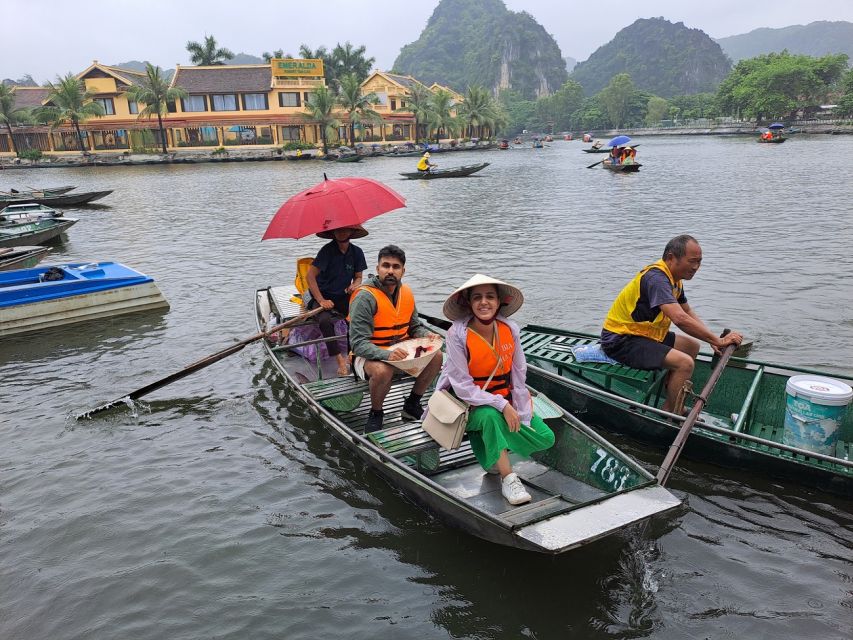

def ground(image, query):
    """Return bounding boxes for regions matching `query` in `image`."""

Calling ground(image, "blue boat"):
[0,262,169,336]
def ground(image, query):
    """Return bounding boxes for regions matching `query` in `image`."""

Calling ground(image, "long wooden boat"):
[0,246,51,271]
[399,162,490,180]
[0,217,78,248]
[583,147,611,154]
[514,324,853,496]
[1,203,62,225]
[758,136,786,143]
[0,262,169,337]
[335,154,362,163]
[256,287,680,554]
[1,185,76,197]
[603,162,641,172]
[0,190,113,207]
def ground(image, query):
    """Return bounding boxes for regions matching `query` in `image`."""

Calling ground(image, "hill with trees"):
[393,0,568,99]
[570,17,731,97]
[716,21,853,63]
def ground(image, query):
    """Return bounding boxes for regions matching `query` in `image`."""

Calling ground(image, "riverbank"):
[614,121,853,137]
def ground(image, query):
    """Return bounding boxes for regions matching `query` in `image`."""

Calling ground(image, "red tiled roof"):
[173,66,272,93]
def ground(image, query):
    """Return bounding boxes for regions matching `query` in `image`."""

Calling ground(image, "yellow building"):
[1,61,445,156]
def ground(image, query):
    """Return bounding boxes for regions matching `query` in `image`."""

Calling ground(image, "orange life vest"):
[349,284,415,347]
[466,320,514,397]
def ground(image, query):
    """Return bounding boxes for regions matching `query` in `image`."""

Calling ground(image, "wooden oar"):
[656,334,737,486]
[77,306,324,419]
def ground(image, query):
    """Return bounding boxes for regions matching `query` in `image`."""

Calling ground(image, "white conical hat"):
[443,274,524,321]
[385,337,443,376]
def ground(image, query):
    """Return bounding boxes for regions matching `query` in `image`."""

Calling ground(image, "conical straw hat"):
[315,224,368,240]
[442,274,524,321]
[386,337,443,376]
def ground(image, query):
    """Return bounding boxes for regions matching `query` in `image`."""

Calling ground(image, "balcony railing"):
[273,78,325,88]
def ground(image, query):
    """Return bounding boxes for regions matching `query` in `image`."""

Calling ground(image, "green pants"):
[466,405,555,470]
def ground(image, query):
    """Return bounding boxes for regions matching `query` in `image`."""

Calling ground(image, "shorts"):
[352,356,369,380]
[600,331,676,370]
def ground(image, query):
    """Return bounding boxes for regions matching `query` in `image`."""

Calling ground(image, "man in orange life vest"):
[349,245,443,432]
[601,235,743,413]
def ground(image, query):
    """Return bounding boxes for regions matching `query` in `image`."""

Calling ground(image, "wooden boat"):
[516,324,853,496]
[499,140,509,150]
[583,147,611,154]
[758,136,786,143]
[254,287,680,554]
[399,162,490,180]
[603,162,641,172]
[0,203,62,225]
[284,153,314,161]
[335,154,362,163]
[0,217,78,248]
[384,150,422,157]
[0,262,169,337]
[0,246,51,271]
[0,190,113,207]
[2,185,75,197]
[544,135,553,142]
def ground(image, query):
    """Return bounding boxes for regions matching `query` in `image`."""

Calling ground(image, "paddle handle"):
[656,332,736,486]
[78,306,323,419]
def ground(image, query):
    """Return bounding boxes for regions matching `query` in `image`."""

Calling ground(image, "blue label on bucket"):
[783,394,844,456]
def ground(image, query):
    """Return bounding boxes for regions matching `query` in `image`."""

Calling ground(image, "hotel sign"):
[272,58,324,77]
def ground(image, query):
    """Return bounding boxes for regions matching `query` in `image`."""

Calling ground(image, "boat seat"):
[268,285,307,320]
[303,376,368,411]
[520,327,667,405]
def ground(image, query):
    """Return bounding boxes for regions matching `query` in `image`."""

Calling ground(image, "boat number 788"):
[590,448,632,491]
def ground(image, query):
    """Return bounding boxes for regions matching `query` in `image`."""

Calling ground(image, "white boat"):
[0,203,62,225]
[0,262,169,337]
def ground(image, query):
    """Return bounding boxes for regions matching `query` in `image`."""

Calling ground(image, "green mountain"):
[393,0,568,98]
[571,17,731,97]
[716,21,853,63]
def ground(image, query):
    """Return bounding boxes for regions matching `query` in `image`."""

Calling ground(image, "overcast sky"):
[3,0,852,82]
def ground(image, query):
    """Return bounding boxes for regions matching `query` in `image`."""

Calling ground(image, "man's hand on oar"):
[77,306,324,420]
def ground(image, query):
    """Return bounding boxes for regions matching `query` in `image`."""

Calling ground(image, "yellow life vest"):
[349,284,415,347]
[466,320,514,397]
[416,156,430,171]
[602,259,683,342]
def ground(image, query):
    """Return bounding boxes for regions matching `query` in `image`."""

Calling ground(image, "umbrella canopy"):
[607,135,632,147]
[262,176,406,240]
[768,123,785,129]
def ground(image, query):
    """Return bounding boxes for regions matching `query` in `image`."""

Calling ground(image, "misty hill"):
[716,21,853,62]
[571,17,731,97]
[564,56,577,72]
[230,53,265,65]
[393,0,568,99]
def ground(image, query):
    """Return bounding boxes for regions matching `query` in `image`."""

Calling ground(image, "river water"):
[2,136,851,639]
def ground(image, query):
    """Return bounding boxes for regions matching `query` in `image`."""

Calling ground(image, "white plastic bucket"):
[783,375,852,456]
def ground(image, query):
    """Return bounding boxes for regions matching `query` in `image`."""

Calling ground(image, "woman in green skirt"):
[434,274,555,505]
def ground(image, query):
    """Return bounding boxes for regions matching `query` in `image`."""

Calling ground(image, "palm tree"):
[330,42,375,84]
[36,73,104,153]
[399,83,433,144]
[457,85,492,138]
[336,73,380,145]
[126,63,188,154]
[262,49,284,63]
[186,35,234,66]
[302,85,340,155]
[427,88,459,143]
[0,84,32,155]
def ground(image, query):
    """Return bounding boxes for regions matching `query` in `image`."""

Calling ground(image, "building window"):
[211,94,238,111]
[400,101,406,109]
[279,92,300,107]
[243,93,268,110]
[374,92,387,106]
[390,99,396,111]
[182,95,207,112]
[128,100,139,114]
[94,98,115,115]
[280,126,302,141]
[303,92,310,103]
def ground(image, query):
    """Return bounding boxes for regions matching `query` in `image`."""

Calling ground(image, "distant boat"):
[758,136,786,143]
[0,190,113,207]
[0,262,169,337]
[583,147,611,154]
[2,185,76,197]
[0,217,78,248]
[603,162,642,172]
[335,154,362,163]
[399,162,490,180]
[0,245,52,271]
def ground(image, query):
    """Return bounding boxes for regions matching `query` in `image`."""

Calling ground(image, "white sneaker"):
[501,472,532,505]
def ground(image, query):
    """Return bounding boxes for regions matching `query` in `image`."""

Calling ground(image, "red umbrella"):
[262,175,406,240]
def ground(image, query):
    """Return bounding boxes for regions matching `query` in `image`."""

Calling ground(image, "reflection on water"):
[1,137,852,639]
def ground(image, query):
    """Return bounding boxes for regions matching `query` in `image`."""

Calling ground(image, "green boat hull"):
[520,325,853,496]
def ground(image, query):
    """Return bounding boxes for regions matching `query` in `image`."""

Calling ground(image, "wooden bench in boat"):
[520,325,668,405]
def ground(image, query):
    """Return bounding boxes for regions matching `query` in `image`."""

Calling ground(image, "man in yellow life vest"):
[349,245,443,432]
[601,235,743,413]
[416,151,436,173]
